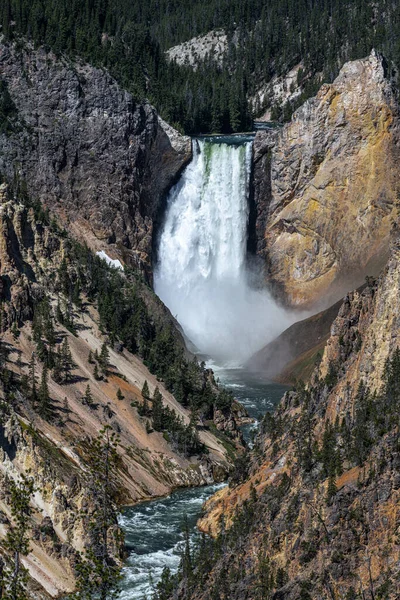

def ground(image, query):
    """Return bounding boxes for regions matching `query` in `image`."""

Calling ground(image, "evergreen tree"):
[153,566,175,600]
[52,346,63,383]
[326,473,338,505]
[181,515,192,585]
[20,374,29,398]
[38,365,51,418]
[83,384,94,407]
[94,363,101,380]
[151,387,163,431]
[0,334,9,372]
[70,426,122,599]
[60,337,75,382]
[99,342,110,375]
[28,352,37,402]
[1,474,35,600]
[58,258,70,296]
[56,299,64,324]
[141,380,150,399]
[11,322,20,341]
[116,388,123,401]
[140,380,150,416]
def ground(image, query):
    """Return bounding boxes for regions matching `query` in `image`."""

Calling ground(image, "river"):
[118,369,288,599]
[119,133,291,598]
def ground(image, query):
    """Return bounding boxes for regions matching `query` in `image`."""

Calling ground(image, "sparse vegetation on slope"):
[164,254,400,599]
[0,181,244,596]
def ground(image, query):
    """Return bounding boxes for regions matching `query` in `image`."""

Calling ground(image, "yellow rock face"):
[255,51,400,309]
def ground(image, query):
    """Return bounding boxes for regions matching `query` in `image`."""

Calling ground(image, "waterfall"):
[154,137,290,366]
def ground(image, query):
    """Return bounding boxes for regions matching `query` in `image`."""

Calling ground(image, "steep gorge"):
[176,223,400,600]
[2,36,400,599]
[0,183,245,597]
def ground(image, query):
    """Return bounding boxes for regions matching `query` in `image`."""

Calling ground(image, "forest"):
[1,0,400,133]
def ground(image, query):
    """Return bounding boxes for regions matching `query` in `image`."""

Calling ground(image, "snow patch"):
[96,251,124,271]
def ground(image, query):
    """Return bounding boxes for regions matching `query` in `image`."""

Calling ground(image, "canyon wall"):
[253,50,400,309]
[184,233,400,600]
[0,185,244,597]
[0,42,191,275]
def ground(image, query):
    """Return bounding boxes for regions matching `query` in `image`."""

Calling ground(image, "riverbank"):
[118,369,288,598]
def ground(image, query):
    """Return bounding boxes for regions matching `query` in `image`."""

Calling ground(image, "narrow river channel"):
[118,369,288,599]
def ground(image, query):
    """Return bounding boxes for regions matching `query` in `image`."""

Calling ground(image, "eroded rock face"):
[191,236,400,600]
[253,51,400,308]
[0,42,191,275]
[0,191,242,596]
[319,233,400,402]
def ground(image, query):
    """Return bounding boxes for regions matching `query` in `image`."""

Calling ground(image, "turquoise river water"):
[118,368,288,599]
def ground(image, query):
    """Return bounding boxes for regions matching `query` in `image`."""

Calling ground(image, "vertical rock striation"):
[190,232,400,600]
[253,51,400,309]
[0,42,191,275]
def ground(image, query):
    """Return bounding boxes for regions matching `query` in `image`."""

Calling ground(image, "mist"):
[154,137,294,367]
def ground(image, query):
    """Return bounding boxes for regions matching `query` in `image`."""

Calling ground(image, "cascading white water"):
[154,137,291,366]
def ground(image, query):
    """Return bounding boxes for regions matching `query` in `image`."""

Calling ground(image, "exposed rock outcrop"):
[166,29,228,70]
[253,51,400,308]
[186,232,400,600]
[0,188,244,597]
[0,42,191,276]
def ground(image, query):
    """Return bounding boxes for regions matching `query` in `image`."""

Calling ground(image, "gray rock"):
[0,42,191,277]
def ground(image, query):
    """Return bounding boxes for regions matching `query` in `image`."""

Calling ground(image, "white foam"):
[154,138,292,366]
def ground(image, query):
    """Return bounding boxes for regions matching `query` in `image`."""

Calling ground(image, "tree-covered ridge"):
[1,0,400,133]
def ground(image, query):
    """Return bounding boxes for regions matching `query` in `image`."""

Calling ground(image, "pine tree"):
[71,426,122,599]
[11,322,20,341]
[58,258,70,296]
[52,346,63,383]
[326,473,337,505]
[141,380,150,416]
[88,350,94,364]
[38,365,51,418]
[116,388,124,401]
[2,474,35,600]
[141,380,150,399]
[56,299,64,324]
[0,334,9,372]
[83,384,94,407]
[28,353,37,402]
[256,552,274,599]
[99,343,110,375]
[60,337,75,382]
[64,300,76,334]
[152,387,163,431]
[93,363,100,381]
[181,515,192,583]
[20,374,29,398]
[72,282,81,308]
[154,566,174,600]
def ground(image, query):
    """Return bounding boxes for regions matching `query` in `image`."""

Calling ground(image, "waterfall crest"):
[154,137,290,365]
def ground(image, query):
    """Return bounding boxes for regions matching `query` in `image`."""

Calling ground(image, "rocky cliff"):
[253,51,400,309]
[174,231,400,599]
[0,185,244,597]
[0,42,191,276]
